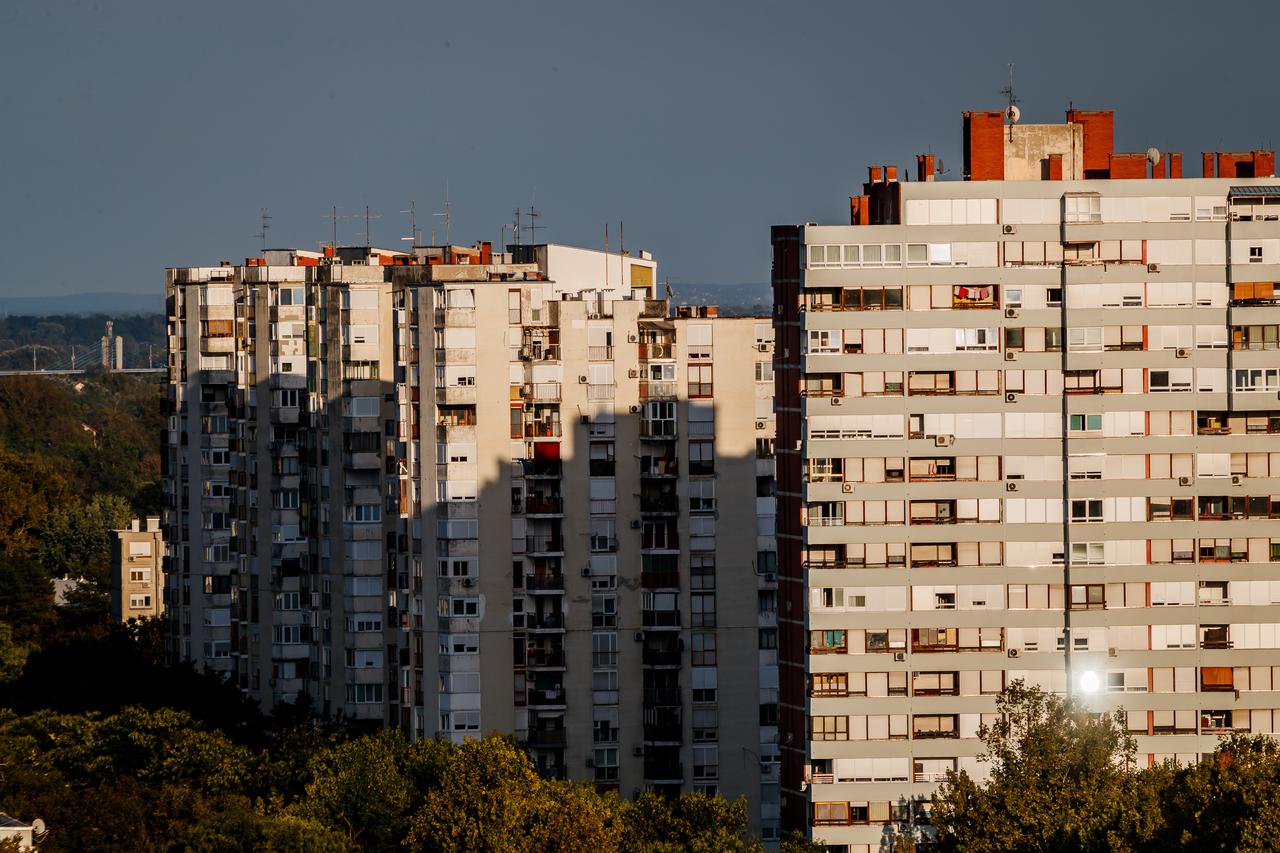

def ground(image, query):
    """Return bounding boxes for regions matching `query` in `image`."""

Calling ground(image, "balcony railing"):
[526,535,565,553]
[643,688,683,706]
[525,497,564,514]
[525,574,565,592]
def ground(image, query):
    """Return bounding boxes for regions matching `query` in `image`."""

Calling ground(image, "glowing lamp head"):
[1079,671,1100,694]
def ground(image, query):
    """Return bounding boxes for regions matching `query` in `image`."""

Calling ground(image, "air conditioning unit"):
[1004,307,1019,318]
[1178,476,1193,487]
[578,375,589,384]
[581,567,593,577]
[1175,348,1190,358]
[1002,224,1017,235]
[764,572,777,583]
[1005,392,1018,403]
[462,577,475,588]
[1006,482,1018,492]
[1231,474,1244,486]
[1108,647,1118,657]
[755,420,766,430]
[1007,648,1020,658]
[1005,351,1017,361]
[630,520,642,529]
[634,631,644,641]
[830,397,843,406]
[1148,263,1161,273]
[627,334,638,343]
[935,435,954,447]
[633,745,645,757]
[841,483,855,494]
[580,414,590,425]
[756,343,770,352]
[627,369,640,378]
[893,651,906,662]
[629,405,641,414]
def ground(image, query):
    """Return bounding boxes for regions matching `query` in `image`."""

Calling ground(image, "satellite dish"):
[32,819,46,835]
[1006,104,1021,124]
[1147,147,1161,166]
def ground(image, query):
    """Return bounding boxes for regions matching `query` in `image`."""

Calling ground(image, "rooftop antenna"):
[604,223,609,291]
[400,201,423,245]
[361,205,381,246]
[512,206,523,248]
[253,208,272,253]
[322,206,352,248]
[526,189,543,245]
[433,182,452,245]
[1000,62,1021,139]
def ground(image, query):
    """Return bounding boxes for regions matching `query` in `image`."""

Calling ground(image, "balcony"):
[641,571,680,590]
[526,649,566,668]
[525,496,564,515]
[522,382,562,402]
[522,459,563,478]
[526,535,564,554]
[588,345,613,360]
[638,342,673,360]
[639,381,678,400]
[642,610,681,629]
[527,687,566,707]
[640,460,679,478]
[526,728,568,748]
[643,687,683,707]
[525,573,565,593]
[640,421,677,439]
[642,648,682,667]
[528,612,565,632]
[523,422,562,439]
[643,723,683,743]
[640,495,679,515]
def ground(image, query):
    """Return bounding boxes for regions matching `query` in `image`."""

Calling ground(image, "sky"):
[2,0,1279,296]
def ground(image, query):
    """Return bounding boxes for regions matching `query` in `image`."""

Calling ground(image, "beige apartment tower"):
[165,241,781,838]
[110,517,164,622]
[773,108,1280,849]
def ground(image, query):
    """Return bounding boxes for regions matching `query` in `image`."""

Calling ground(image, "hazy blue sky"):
[2,0,1278,295]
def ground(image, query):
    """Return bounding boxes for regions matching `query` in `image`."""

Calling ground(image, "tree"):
[620,791,761,853]
[0,623,30,682]
[294,729,418,850]
[0,449,70,557]
[404,737,544,852]
[931,681,1153,853]
[1153,733,1280,851]
[38,493,132,583]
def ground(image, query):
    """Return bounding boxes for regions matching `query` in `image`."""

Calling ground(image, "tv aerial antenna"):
[360,205,382,246]
[400,201,423,246]
[1001,62,1021,138]
[526,188,543,245]
[323,206,359,248]
[433,182,452,245]
[253,208,272,253]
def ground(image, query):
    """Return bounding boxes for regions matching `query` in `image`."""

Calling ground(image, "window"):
[691,632,717,666]
[1071,499,1104,523]
[128,594,152,609]
[689,479,716,513]
[810,630,847,653]
[810,715,849,741]
[755,360,774,382]
[688,364,713,397]
[693,746,719,780]
[593,748,619,783]
[348,683,383,704]
[1069,413,1102,433]
[1064,194,1102,223]
[349,613,383,632]
[811,673,849,696]
[691,592,716,628]
[1250,246,1263,263]
[345,504,381,523]
[688,441,714,475]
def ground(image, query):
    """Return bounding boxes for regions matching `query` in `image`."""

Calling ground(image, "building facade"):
[165,242,781,837]
[773,108,1280,849]
[110,517,164,622]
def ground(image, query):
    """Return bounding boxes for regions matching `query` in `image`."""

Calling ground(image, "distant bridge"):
[0,342,164,377]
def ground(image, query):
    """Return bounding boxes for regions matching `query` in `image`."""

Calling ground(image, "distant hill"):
[669,282,771,317]
[0,291,162,317]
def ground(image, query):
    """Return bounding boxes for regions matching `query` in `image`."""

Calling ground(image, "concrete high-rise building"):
[165,241,781,837]
[110,516,164,621]
[773,107,1280,850]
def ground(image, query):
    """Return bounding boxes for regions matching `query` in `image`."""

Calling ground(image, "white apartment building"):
[165,240,782,837]
[772,108,1280,850]
[109,517,164,622]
